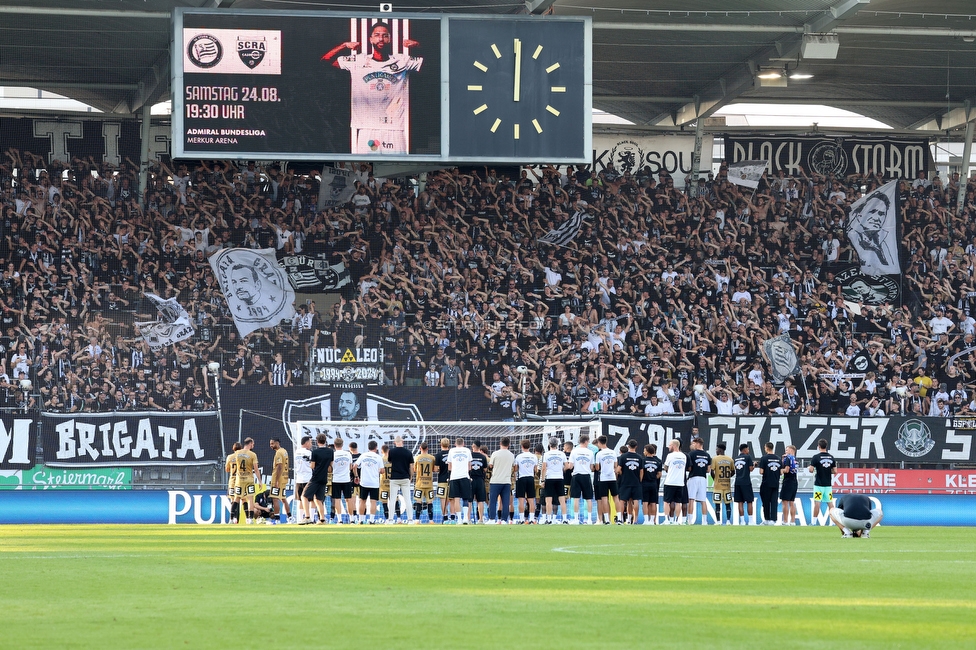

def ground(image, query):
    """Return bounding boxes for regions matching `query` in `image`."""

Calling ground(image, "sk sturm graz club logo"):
[237,37,266,69]
[608,140,644,175]
[187,34,223,69]
[808,141,849,176]
[895,419,935,458]
[835,267,899,305]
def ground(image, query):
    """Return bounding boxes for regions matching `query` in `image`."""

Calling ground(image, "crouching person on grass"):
[830,494,883,538]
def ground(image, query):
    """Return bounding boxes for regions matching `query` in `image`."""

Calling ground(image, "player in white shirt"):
[294,436,314,523]
[353,440,385,524]
[568,436,596,524]
[541,438,571,524]
[331,438,354,523]
[447,437,473,524]
[594,435,621,524]
[514,439,539,523]
[662,439,687,524]
[322,22,423,155]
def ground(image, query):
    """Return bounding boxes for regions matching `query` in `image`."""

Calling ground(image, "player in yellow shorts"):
[435,437,452,521]
[225,442,242,524]
[233,437,261,523]
[709,443,735,525]
[268,437,292,524]
[413,442,436,522]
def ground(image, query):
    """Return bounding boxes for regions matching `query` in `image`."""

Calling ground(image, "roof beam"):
[0,81,139,90]
[114,52,170,114]
[592,22,976,39]
[911,101,974,131]
[729,98,967,109]
[525,0,558,15]
[652,0,870,126]
[0,6,169,19]
[594,95,695,104]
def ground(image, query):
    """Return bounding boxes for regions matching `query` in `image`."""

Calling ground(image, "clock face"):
[448,18,589,161]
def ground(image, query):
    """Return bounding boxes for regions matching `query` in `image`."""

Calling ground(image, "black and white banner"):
[590,134,714,176]
[135,293,195,351]
[41,411,223,467]
[538,210,585,247]
[310,346,384,386]
[601,415,696,453]
[318,165,358,209]
[0,116,168,165]
[279,255,352,292]
[763,334,800,384]
[210,247,296,337]
[846,180,900,276]
[825,262,901,306]
[220,385,496,472]
[0,415,37,470]
[700,415,976,464]
[727,160,765,190]
[724,135,930,178]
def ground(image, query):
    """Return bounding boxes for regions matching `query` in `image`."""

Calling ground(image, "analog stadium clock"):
[448,17,590,161]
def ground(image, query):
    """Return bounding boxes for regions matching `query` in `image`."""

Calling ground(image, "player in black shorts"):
[641,444,662,526]
[757,442,782,525]
[616,440,644,524]
[470,442,489,522]
[780,445,799,525]
[562,440,575,517]
[733,443,755,525]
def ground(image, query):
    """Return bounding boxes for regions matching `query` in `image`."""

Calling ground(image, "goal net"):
[288,420,600,523]
[291,420,600,455]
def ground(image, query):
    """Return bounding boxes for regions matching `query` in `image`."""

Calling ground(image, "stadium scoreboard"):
[172,9,591,163]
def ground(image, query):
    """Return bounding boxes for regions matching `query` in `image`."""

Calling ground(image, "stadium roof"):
[2,0,976,131]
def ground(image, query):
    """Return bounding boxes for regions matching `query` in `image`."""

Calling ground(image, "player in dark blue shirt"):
[830,494,883,538]
[757,442,781,525]
[780,444,798,525]
[733,443,755,525]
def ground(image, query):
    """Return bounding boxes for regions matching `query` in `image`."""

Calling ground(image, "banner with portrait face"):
[210,248,296,337]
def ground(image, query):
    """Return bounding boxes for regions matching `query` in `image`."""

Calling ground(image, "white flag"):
[136,320,195,351]
[136,293,194,351]
[728,160,766,189]
[210,248,296,337]
[538,210,585,247]
[763,334,800,384]
[317,165,357,210]
[846,180,900,276]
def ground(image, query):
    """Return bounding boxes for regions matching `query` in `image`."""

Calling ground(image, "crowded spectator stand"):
[1,148,975,426]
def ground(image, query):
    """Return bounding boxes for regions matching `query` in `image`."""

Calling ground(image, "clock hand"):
[513,38,521,102]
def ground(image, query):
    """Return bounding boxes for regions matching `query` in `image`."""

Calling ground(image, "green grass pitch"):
[2,524,974,649]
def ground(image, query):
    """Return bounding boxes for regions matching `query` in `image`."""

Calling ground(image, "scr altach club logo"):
[187,34,223,69]
[237,37,266,69]
[895,419,935,458]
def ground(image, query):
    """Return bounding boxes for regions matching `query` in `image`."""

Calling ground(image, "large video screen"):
[174,10,442,160]
[173,9,591,163]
